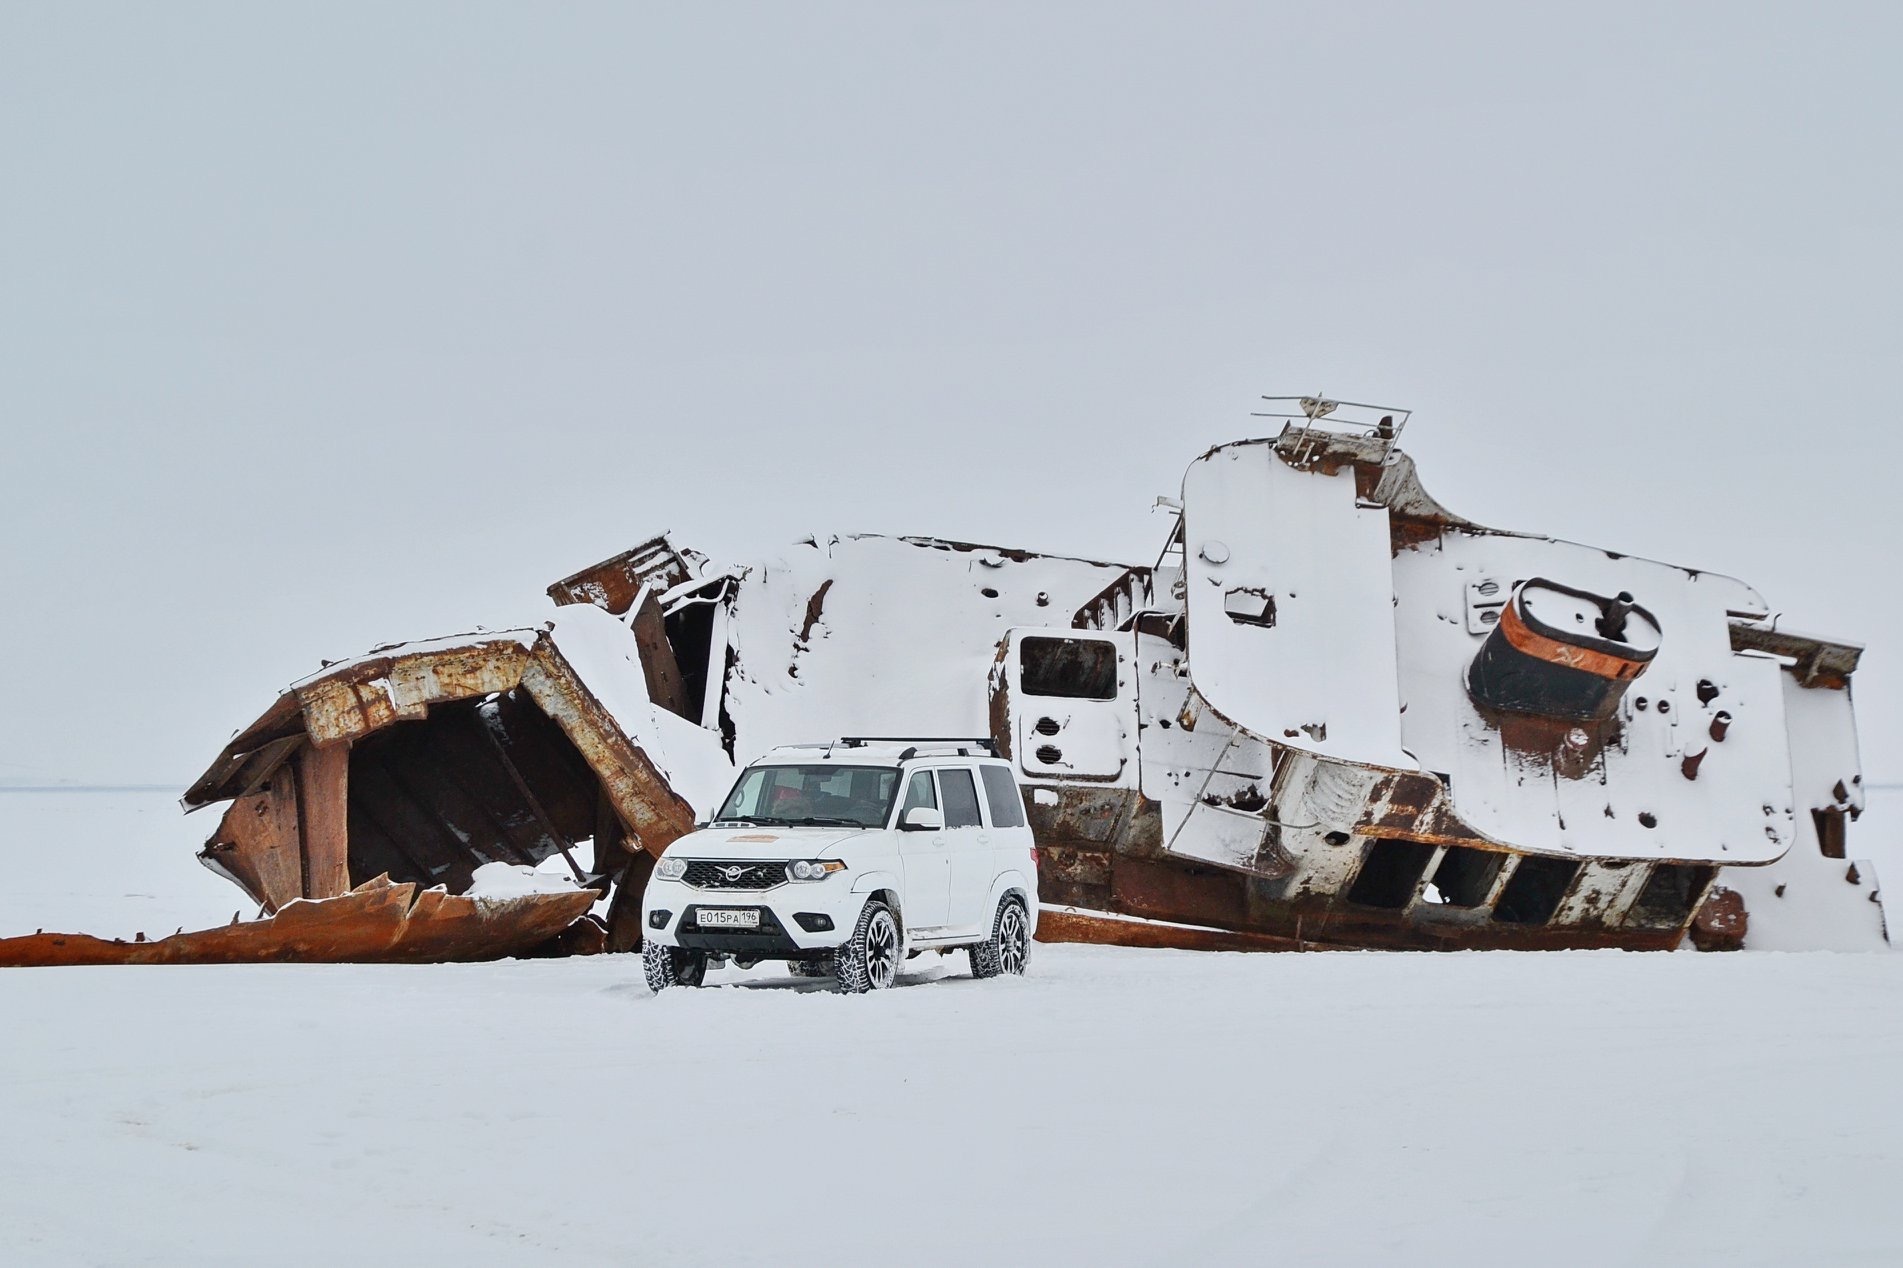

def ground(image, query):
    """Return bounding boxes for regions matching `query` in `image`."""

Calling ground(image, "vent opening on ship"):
[1426,846,1506,907]
[1491,856,1582,925]
[1345,839,1438,909]
[1625,863,1715,929]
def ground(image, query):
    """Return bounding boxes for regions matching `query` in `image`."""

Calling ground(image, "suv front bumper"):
[642,873,861,955]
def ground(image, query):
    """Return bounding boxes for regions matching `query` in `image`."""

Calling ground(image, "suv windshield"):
[714,764,901,828]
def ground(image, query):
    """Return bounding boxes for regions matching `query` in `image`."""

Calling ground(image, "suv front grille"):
[683,860,787,890]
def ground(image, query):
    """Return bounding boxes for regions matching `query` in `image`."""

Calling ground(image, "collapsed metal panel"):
[6,615,713,967]
[0,876,598,968]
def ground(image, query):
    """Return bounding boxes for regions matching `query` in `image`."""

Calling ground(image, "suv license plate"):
[698,909,760,929]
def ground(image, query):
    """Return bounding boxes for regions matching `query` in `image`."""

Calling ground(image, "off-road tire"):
[787,956,834,979]
[968,896,1031,979]
[834,900,901,994]
[643,940,708,992]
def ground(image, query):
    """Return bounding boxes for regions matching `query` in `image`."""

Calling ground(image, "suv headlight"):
[655,857,687,880]
[787,860,846,882]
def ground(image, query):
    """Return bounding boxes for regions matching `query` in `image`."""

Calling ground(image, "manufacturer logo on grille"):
[719,865,754,882]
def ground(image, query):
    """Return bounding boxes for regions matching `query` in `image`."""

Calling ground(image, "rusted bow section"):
[0,876,599,968]
[1,615,703,968]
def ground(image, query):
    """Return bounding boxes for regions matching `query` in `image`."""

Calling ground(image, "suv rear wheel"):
[643,940,708,992]
[969,896,1030,979]
[834,900,901,994]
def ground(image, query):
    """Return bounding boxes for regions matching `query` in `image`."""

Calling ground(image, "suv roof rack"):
[838,736,1000,760]
[761,737,1002,761]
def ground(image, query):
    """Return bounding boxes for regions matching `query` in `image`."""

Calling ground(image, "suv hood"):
[666,826,863,861]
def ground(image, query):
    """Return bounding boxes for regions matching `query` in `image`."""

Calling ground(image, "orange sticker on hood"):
[728,834,780,843]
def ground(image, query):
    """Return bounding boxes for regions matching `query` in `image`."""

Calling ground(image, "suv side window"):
[980,765,1026,828]
[900,770,937,819]
[938,768,983,829]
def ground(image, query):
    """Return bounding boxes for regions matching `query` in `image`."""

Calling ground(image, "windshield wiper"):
[778,816,865,828]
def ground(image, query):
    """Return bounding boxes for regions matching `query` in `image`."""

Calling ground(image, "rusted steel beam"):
[295,742,351,899]
[476,701,587,883]
[297,641,530,749]
[182,693,306,811]
[1037,907,1306,953]
[630,590,692,718]
[0,876,597,967]
[229,734,306,802]
[1727,623,1862,684]
[518,643,698,855]
[593,784,628,871]
[602,850,658,954]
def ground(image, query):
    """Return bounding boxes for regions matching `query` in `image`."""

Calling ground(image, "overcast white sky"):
[3,2,1900,791]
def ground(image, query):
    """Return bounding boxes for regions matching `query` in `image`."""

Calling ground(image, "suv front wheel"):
[834,900,901,994]
[969,896,1030,979]
[643,940,708,992]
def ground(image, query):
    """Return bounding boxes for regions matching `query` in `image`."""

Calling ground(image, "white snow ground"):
[4,792,1903,1266]
[0,791,242,940]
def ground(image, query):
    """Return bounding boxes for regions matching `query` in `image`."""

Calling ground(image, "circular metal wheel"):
[968,896,1031,979]
[862,907,900,989]
[836,900,901,993]
[996,901,1029,975]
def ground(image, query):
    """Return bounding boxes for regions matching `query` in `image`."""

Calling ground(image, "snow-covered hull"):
[95,406,1882,962]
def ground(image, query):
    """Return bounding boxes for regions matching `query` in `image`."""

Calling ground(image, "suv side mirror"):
[900,806,944,832]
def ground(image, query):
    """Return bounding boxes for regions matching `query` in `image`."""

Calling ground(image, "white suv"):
[641,738,1039,993]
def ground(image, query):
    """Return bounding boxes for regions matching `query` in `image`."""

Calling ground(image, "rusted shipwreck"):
[2,400,1881,965]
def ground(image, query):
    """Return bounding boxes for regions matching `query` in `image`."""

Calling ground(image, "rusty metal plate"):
[1037,907,1305,953]
[0,876,596,967]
